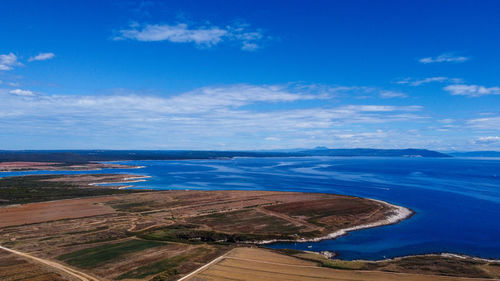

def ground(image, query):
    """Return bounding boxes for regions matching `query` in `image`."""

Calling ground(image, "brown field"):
[185,247,496,281]
[0,249,68,281]
[0,190,402,281]
[0,161,138,172]
[0,184,497,281]
[0,197,116,228]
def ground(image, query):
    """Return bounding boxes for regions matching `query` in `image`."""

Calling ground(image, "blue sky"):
[1,0,500,150]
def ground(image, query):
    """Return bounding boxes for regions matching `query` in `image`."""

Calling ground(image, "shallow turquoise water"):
[2,157,499,260]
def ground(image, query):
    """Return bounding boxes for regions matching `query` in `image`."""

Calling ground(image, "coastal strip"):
[257,198,414,244]
[88,175,152,188]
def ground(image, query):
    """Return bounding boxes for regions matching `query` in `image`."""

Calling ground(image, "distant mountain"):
[0,148,450,164]
[449,151,500,157]
[295,148,450,158]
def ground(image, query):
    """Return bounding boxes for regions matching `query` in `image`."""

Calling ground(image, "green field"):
[57,239,166,268]
[137,224,293,243]
[0,175,142,205]
[117,247,211,280]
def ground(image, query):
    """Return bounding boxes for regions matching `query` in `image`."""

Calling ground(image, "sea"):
[1,156,499,260]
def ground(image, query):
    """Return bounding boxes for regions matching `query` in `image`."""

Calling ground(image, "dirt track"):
[0,245,99,281]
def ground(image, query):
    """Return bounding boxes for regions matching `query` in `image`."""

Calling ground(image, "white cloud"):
[380,90,407,98]
[335,130,388,140]
[165,84,324,112]
[397,77,463,86]
[115,22,265,50]
[418,53,469,64]
[444,84,500,97]
[241,42,259,51]
[475,136,500,144]
[438,119,454,124]
[340,105,421,112]
[116,23,227,45]
[0,53,20,71]
[467,117,500,129]
[0,81,447,150]
[0,84,423,129]
[28,52,55,62]
[9,89,35,96]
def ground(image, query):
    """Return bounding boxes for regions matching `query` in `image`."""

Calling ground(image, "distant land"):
[294,148,450,158]
[448,151,500,157]
[0,148,450,164]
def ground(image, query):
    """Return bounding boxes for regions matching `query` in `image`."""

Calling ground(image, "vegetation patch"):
[138,224,291,243]
[279,249,495,278]
[376,256,492,278]
[110,201,157,212]
[0,175,142,205]
[57,239,165,268]
[117,247,211,280]
[186,209,305,235]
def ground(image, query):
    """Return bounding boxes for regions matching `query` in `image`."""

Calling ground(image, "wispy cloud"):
[444,84,500,97]
[418,53,469,64]
[396,77,462,86]
[114,22,265,51]
[340,105,421,112]
[380,90,407,98]
[28,52,55,62]
[438,118,455,124]
[8,89,35,96]
[467,116,500,129]
[474,136,500,145]
[0,84,427,149]
[0,53,20,71]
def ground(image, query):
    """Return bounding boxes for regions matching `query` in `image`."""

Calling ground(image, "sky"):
[1,0,500,151]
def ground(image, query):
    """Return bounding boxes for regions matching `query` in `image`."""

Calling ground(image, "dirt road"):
[0,245,100,281]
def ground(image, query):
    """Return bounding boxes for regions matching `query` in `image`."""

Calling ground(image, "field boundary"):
[0,245,100,281]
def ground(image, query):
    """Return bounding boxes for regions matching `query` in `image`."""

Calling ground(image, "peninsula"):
[1,172,499,281]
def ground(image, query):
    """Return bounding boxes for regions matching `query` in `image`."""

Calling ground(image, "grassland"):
[0,174,145,205]
[117,247,212,280]
[58,239,166,268]
[0,161,139,172]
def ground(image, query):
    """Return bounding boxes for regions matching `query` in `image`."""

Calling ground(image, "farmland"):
[1,175,498,280]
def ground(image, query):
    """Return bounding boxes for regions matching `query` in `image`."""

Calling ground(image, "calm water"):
[2,157,499,260]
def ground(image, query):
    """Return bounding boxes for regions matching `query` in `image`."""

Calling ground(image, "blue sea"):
[2,157,499,260]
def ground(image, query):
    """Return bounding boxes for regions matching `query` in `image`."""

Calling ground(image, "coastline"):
[4,168,497,264]
[0,161,144,173]
[310,199,414,241]
[88,175,152,189]
[257,198,414,244]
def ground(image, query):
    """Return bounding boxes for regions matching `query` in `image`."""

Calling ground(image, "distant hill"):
[295,148,450,158]
[0,148,450,164]
[449,151,500,157]
[0,150,288,164]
